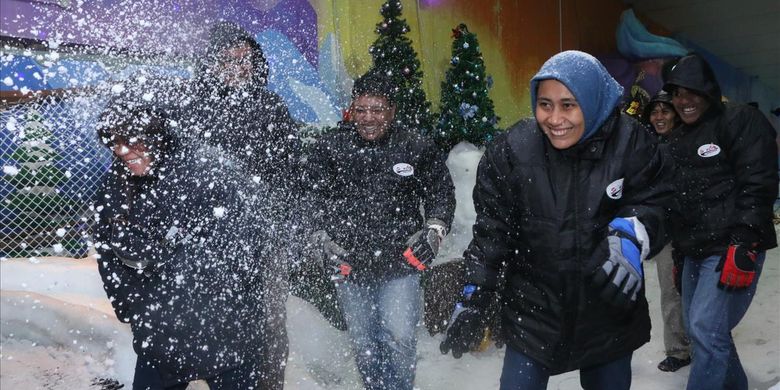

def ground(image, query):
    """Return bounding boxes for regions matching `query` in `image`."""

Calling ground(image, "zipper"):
[561,156,581,367]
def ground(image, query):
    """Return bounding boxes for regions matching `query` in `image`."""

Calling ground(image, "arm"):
[421,140,455,228]
[722,107,779,245]
[298,134,352,279]
[592,117,676,308]
[440,136,516,357]
[463,137,520,290]
[92,172,145,323]
[616,119,676,259]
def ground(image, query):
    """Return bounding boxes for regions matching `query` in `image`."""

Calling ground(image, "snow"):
[2,165,20,176]
[1,144,779,389]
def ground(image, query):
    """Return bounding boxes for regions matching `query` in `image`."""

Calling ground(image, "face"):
[648,102,678,135]
[671,87,711,125]
[350,94,395,141]
[111,137,154,176]
[535,79,585,150]
[215,43,255,88]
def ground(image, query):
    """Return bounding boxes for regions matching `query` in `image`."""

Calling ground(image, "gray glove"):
[591,218,646,309]
[310,230,352,281]
[403,218,447,271]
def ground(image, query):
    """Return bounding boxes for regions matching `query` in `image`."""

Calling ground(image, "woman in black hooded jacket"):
[94,93,278,389]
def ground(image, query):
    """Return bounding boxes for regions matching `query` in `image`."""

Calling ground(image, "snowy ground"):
[1,143,778,389]
[1,247,778,390]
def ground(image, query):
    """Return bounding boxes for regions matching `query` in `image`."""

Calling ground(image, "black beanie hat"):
[351,69,397,104]
[663,53,722,105]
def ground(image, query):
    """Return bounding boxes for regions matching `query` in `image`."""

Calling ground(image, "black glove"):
[403,219,447,271]
[440,284,493,358]
[716,244,757,290]
[591,218,646,309]
[109,215,157,269]
[671,248,685,295]
[310,230,352,282]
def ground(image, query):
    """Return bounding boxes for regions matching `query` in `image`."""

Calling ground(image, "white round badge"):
[697,143,721,158]
[393,163,414,176]
[606,178,624,200]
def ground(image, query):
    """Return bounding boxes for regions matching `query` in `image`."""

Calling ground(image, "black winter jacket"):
[667,103,778,257]
[182,21,302,191]
[94,142,280,386]
[465,112,675,373]
[307,124,455,284]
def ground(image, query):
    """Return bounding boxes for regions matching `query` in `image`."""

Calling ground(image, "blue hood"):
[530,50,624,143]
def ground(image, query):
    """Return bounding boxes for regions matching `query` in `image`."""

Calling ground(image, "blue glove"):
[591,218,645,309]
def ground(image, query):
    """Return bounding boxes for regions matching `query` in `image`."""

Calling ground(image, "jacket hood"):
[662,53,722,106]
[97,75,180,155]
[641,90,675,122]
[530,50,624,143]
[200,21,269,88]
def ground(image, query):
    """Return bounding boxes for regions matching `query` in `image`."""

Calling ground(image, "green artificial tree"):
[369,0,434,134]
[435,23,500,149]
[2,108,78,257]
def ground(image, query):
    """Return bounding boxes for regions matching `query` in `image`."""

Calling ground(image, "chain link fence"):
[1,92,111,258]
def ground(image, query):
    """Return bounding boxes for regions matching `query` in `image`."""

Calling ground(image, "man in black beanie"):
[306,69,454,390]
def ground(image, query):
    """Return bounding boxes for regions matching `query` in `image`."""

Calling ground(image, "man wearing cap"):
[663,53,778,390]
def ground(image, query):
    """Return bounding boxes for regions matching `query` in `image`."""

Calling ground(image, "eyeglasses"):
[352,106,391,116]
[105,135,145,150]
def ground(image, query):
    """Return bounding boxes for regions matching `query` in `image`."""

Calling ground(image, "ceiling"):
[626,0,780,94]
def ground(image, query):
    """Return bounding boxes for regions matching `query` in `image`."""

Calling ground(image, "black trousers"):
[132,357,261,390]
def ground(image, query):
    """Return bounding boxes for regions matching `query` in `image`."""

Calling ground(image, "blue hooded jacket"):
[530,50,624,143]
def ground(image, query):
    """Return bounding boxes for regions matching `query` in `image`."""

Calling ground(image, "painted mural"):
[2,0,637,127]
[3,1,777,127]
[0,0,636,257]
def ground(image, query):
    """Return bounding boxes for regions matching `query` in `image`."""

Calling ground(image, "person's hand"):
[110,217,153,270]
[310,230,352,282]
[716,244,757,290]
[403,219,447,271]
[591,218,645,309]
[440,285,492,358]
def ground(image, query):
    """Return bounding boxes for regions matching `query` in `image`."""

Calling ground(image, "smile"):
[548,127,570,136]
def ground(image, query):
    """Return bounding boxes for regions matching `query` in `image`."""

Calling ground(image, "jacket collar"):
[344,121,398,148]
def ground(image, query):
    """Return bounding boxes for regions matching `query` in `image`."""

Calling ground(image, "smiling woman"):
[96,102,175,177]
[92,88,287,388]
[440,51,677,389]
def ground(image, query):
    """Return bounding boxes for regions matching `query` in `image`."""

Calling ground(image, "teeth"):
[550,128,567,136]
[127,158,141,164]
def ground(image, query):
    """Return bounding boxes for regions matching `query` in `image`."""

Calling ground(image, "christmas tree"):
[2,107,79,257]
[369,0,433,134]
[435,23,500,149]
